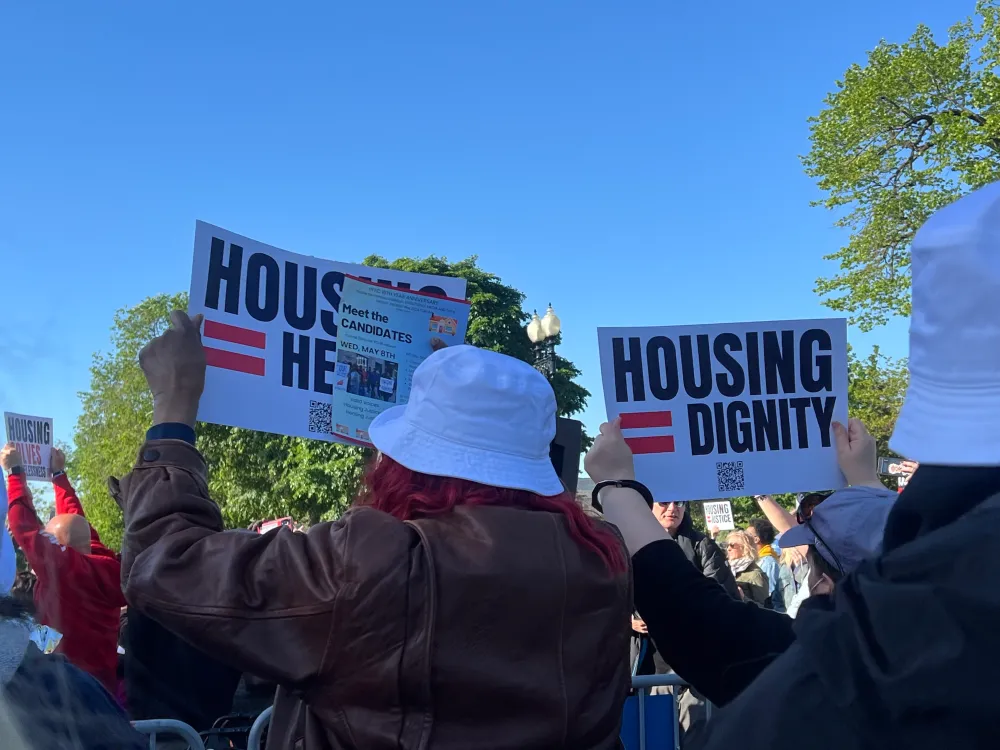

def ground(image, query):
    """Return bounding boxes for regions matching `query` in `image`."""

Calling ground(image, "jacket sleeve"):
[698,536,742,599]
[633,539,796,706]
[52,473,111,554]
[113,439,414,687]
[7,473,94,589]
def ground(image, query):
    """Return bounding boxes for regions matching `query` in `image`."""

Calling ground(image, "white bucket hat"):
[891,181,1000,465]
[368,345,565,495]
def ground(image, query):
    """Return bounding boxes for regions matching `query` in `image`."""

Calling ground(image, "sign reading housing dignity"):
[331,276,470,447]
[597,318,848,502]
[188,222,468,443]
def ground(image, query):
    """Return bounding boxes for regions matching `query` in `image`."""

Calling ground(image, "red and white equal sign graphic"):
[620,410,675,454]
[203,320,267,376]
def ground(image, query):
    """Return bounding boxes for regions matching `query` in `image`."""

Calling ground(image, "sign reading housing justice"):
[188,222,468,443]
[597,318,848,502]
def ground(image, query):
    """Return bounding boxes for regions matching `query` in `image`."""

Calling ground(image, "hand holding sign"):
[139,311,206,428]
[585,418,636,483]
[832,418,881,488]
[50,448,66,474]
[1,443,22,472]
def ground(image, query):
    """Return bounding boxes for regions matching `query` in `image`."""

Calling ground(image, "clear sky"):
[0,0,968,446]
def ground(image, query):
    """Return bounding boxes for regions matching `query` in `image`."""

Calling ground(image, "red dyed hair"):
[355,456,627,574]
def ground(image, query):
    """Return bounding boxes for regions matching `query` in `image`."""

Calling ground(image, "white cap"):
[891,182,1000,466]
[369,345,565,495]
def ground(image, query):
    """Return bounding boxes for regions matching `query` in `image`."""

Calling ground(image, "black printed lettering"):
[613,337,646,403]
[713,333,744,398]
[646,336,679,400]
[246,253,280,322]
[205,237,243,313]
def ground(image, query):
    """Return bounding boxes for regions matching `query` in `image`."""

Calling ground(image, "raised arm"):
[753,495,797,535]
[3,443,68,580]
[113,438,412,685]
[585,421,795,705]
[49,448,109,552]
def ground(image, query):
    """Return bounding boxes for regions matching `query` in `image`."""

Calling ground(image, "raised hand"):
[139,311,206,427]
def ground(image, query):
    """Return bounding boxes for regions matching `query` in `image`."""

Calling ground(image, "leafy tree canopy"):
[804,1,1000,330]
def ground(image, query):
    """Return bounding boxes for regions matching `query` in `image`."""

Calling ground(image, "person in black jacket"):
[590,415,887,708]
[631,500,739,676]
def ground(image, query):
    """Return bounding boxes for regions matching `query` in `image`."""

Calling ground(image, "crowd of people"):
[0,181,998,749]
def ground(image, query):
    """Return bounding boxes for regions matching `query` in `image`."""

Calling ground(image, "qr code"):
[716,461,745,493]
[308,400,333,435]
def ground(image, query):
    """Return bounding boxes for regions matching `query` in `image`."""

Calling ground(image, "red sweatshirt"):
[7,472,125,693]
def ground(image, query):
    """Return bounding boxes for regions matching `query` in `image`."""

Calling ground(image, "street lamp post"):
[526,304,561,377]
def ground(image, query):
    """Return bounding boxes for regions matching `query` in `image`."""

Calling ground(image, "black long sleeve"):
[632,539,796,706]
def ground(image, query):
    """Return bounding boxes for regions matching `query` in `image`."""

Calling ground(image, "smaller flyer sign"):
[703,500,735,531]
[331,276,471,447]
[3,412,53,481]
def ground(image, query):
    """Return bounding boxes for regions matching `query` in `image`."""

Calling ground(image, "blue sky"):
[0,0,968,446]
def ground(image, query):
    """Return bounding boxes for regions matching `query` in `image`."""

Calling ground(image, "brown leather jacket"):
[112,440,632,750]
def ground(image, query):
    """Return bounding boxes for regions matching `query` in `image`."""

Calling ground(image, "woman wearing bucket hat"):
[111,313,632,750]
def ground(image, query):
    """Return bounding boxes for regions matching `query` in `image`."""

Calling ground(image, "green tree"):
[847,346,909,458]
[804,1,1000,330]
[71,257,591,547]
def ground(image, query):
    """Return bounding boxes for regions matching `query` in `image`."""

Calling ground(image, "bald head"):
[45,515,92,555]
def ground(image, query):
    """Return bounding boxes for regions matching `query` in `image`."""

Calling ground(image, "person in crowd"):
[746,518,783,612]
[1,445,124,694]
[586,415,892,708]
[0,594,145,750]
[121,604,242,734]
[777,544,810,618]
[724,531,770,607]
[110,311,631,750]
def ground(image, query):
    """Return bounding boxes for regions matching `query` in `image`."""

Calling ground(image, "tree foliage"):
[70,257,590,547]
[804,1,1000,329]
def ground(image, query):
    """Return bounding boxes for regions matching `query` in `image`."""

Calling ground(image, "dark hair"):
[807,547,843,583]
[0,595,32,622]
[10,572,36,614]
[748,517,776,545]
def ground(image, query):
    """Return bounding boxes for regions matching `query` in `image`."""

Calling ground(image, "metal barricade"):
[132,719,207,750]
[625,674,713,750]
[244,677,708,750]
[247,706,273,750]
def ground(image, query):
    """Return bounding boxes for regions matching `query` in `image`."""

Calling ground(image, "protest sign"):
[4,412,53,480]
[703,500,735,531]
[188,221,468,443]
[332,275,470,447]
[598,318,848,502]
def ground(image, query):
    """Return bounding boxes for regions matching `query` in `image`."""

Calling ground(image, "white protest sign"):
[188,222,467,443]
[4,412,53,480]
[598,318,848,502]
[703,501,735,531]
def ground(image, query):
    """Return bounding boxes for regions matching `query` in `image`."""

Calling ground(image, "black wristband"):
[7,466,24,477]
[51,470,65,479]
[592,479,655,513]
